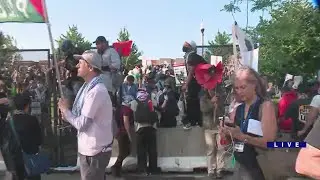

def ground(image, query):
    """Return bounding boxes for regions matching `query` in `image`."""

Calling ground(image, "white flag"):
[232,22,257,70]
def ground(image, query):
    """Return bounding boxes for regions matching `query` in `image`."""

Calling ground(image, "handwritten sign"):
[173,64,187,86]
[299,105,311,123]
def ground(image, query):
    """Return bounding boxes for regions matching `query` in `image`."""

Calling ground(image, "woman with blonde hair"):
[221,66,277,180]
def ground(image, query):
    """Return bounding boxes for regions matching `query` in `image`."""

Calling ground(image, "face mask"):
[182,46,190,53]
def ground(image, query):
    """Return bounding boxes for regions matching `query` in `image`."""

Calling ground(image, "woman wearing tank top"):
[220,66,277,180]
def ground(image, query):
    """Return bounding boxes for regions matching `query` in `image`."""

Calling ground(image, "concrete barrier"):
[109,126,207,172]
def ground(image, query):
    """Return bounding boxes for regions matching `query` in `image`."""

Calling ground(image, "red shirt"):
[119,105,134,133]
[278,90,298,131]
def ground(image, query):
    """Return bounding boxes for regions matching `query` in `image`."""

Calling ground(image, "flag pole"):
[42,0,63,96]
[232,23,238,70]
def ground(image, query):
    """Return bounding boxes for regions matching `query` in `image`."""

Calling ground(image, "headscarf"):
[136,89,149,102]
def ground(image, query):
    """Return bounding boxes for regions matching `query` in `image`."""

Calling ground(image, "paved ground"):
[0,172,309,180]
[39,173,228,180]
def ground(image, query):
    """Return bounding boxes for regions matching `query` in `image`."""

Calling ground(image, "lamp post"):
[200,21,205,56]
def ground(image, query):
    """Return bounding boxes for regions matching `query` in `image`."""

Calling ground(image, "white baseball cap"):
[73,50,102,71]
[186,40,197,49]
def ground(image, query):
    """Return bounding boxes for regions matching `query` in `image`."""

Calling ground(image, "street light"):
[200,21,205,56]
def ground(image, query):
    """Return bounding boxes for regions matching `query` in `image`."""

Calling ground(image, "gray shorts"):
[79,151,111,180]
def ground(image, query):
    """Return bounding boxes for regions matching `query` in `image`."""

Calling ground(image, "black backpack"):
[134,100,158,124]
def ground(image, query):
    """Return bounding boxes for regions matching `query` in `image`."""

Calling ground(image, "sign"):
[173,64,187,86]
[210,55,222,66]
[241,48,259,72]
[299,105,311,123]
[0,0,46,23]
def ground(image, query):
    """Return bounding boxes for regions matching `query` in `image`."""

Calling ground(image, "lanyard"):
[240,97,260,132]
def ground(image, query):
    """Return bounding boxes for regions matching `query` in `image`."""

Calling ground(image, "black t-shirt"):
[186,52,206,70]
[306,119,320,150]
[184,52,206,97]
[13,114,42,154]
[285,98,312,140]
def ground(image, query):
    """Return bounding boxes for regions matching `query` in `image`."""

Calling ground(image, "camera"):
[59,40,84,71]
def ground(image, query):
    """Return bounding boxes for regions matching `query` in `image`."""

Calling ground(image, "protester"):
[267,82,276,98]
[122,75,138,99]
[285,83,313,140]
[158,79,179,127]
[58,50,113,180]
[12,92,42,180]
[278,80,298,132]
[221,66,277,180]
[200,90,223,178]
[111,96,135,177]
[297,94,320,137]
[94,36,121,105]
[133,89,159,174]
[181,41,205,129]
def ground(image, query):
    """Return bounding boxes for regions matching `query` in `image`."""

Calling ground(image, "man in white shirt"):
[58,50,113,180]
[94,36,121,105]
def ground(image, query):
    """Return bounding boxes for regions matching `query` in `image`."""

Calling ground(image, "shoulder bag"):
[9,116,51,176]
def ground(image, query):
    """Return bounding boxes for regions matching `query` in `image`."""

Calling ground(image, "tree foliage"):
[258,0,320,83]
[0,31,19,67]
[117,28,142,70]
[221,0,320,84]
[55,25,92,56]
[204,31,233,63]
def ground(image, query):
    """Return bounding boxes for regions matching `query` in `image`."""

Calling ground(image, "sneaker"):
[183,124,192,130]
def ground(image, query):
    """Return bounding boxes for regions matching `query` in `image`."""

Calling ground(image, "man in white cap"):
[181,41,206,129]
[58,50,113,180]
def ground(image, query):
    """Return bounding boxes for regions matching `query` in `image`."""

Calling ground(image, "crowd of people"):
[1,35,320,180]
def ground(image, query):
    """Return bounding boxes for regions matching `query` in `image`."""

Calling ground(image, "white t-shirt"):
[78,83,113,156]
[310,95,320,108]
[101,48,121,93]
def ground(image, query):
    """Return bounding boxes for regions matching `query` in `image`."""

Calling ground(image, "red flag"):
[112,40,133,57]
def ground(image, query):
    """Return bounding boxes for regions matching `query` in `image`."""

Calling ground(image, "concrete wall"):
[109,127,208,172]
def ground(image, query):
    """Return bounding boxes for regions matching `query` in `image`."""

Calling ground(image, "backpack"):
[134,100,158,124]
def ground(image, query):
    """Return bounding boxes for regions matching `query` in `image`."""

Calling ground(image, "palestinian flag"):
[0,0,46,23]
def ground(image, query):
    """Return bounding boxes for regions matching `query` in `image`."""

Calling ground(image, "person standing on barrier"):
[58,51,113,180]
[220,66,277,180]
[181,41,205,129]
[94,36,121,106]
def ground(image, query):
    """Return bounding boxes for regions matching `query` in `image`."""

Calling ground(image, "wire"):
[213,129,235,166]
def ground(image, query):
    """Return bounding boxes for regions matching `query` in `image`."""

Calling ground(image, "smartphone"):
[218,117,225,127]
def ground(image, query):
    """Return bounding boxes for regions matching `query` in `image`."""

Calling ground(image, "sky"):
[0,0,262,61]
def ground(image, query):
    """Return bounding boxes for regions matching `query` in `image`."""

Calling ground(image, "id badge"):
[234,142,244,152]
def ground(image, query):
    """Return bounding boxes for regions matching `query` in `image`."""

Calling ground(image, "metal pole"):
[42,0,64,97]
[200,21,205,56]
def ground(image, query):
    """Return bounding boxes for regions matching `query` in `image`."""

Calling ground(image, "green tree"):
[215,31,231,45]
[117,28,142,70]
[251,0,279,17]
[221,1,241,21]
[0,31,19,66]
[56,25,92,55]
[204,31,233,63]
[258,0,320,84]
